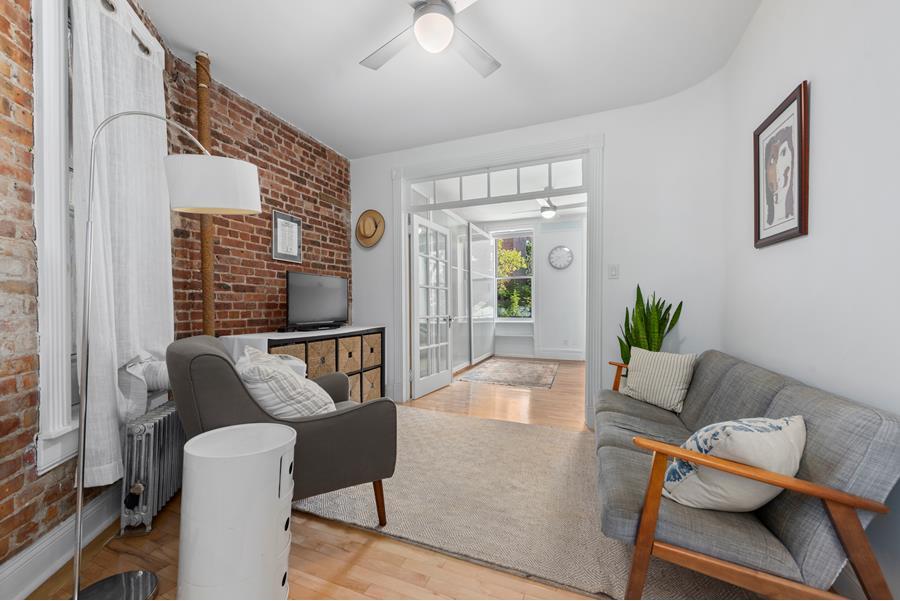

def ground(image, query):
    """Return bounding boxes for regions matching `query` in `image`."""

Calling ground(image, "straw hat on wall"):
[355,209,385,248]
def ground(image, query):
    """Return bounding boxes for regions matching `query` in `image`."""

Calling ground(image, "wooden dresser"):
[221,326,386,402]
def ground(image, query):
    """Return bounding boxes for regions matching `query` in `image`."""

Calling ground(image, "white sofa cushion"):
[663,415,807,511]
[622,348,697,412]
[236,347,334,419]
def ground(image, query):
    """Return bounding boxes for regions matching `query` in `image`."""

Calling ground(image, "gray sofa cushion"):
[597,446,802,581]
[594,389,685,427]
[758,385,900,589]
[684,361,790,431]
[678,350,741,429]
[595,412,692,453]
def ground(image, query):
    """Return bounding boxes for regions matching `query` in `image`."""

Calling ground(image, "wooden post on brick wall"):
[195,51,215,335]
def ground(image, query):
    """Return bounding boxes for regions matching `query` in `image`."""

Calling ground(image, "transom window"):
[410,157,584,207]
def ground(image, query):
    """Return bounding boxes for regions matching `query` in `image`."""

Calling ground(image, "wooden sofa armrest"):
[632,436,888,513]
[609,361,628,392]
[626,436,893,600]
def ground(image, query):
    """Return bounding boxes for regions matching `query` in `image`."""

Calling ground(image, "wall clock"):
[548,245,574,270]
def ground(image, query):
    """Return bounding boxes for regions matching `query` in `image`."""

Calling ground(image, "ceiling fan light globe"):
[414,3,455,53]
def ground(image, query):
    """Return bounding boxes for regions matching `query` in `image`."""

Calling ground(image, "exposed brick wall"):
[164,57,351,337]
[0,0,351,567]
[0,0,83,564]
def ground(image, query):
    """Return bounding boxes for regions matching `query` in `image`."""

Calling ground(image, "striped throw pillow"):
[621,348,697,412]
[236,348,335,419]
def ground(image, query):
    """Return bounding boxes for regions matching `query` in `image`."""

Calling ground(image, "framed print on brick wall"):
[754,81,810,248]
[272,210,302,263]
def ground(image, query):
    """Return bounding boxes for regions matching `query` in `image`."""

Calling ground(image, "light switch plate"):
[608,264,620,279]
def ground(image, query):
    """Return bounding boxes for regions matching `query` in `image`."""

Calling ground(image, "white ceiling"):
[139,0,759,158]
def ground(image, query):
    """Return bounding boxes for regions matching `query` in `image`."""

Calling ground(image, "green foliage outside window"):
[496,237,533,318]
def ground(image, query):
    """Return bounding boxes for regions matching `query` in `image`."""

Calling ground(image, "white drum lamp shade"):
[165,154,261,214]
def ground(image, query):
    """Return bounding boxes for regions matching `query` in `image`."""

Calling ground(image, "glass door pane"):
[411,214,452,398]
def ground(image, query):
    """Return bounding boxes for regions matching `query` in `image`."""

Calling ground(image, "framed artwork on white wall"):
[753,81,810,248]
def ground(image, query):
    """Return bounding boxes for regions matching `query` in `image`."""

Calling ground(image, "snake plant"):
[617,285,683,364]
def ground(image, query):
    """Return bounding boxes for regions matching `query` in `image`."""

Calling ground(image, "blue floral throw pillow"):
[663,416,806,512]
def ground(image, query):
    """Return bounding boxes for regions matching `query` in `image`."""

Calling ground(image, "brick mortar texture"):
[0,0,351,565]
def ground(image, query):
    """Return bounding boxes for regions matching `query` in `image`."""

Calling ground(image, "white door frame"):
[389,136,604,428]
[468,222,495,365]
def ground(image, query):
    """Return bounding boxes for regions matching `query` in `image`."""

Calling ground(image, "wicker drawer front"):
[270,343,305,363]
[348,373,361,403]
[307,339,336,379]
[363,333,382,369]
[363,368,382,401]
[338,336,362,374]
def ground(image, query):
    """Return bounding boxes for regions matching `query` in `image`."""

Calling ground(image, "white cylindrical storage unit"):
[178,423,296,600]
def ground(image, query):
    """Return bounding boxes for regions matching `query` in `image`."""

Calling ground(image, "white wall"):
[351,72,730,402]
[719,0,900,592]
[483,215,587,361]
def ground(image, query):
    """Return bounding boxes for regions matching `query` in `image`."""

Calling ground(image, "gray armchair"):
[166,335,396,525]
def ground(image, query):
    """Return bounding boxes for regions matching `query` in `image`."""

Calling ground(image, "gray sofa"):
[596,350,900,599]
[167,336,397,525]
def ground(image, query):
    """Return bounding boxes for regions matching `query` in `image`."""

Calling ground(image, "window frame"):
[34,0,78,474]
[493,230,534,322]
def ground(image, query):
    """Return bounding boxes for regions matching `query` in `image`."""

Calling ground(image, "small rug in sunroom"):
[293,406,753,599]
[457,357,559,388]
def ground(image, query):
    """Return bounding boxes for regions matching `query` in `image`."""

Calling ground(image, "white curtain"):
[72,0,173,487]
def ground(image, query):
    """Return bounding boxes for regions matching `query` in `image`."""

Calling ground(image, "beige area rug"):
[293,407,752,599]
[457,357,559,388]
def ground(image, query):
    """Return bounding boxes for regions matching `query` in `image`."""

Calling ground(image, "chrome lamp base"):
[77,570,158,600]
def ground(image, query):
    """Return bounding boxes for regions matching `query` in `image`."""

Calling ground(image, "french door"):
[410,215,452,398]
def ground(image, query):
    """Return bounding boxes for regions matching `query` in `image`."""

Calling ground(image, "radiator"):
[120,399,186,534]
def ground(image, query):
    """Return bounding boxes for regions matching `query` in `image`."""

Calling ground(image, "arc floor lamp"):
[73,110,261,599]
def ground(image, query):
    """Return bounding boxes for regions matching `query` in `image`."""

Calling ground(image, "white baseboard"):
[494,348,585,361]
[0,485,119,599]
[535,348,585,361]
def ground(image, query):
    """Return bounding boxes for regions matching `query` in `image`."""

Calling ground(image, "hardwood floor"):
[410,359,588,432]
[32,359,589,600]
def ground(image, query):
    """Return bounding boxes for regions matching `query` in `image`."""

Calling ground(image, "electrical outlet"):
[608,264,620,279]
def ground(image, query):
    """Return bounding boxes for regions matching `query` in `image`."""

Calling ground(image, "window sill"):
[496,318,534,323]
[36,424,79,475]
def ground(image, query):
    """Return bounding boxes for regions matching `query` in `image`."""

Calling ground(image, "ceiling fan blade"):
[407,0,479,13]
[447,0,480,13]
[451,26,500,77]
[360,26,413,70]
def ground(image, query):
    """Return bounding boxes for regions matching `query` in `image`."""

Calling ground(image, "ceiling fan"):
[360,0,501,77]
[510,198,588,219]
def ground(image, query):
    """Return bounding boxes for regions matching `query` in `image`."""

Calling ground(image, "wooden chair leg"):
[823,499,892,600]
[626,451,668,599]
[373,480,387,527]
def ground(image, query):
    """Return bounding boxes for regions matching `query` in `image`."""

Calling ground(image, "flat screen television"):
[286,272,348,330]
